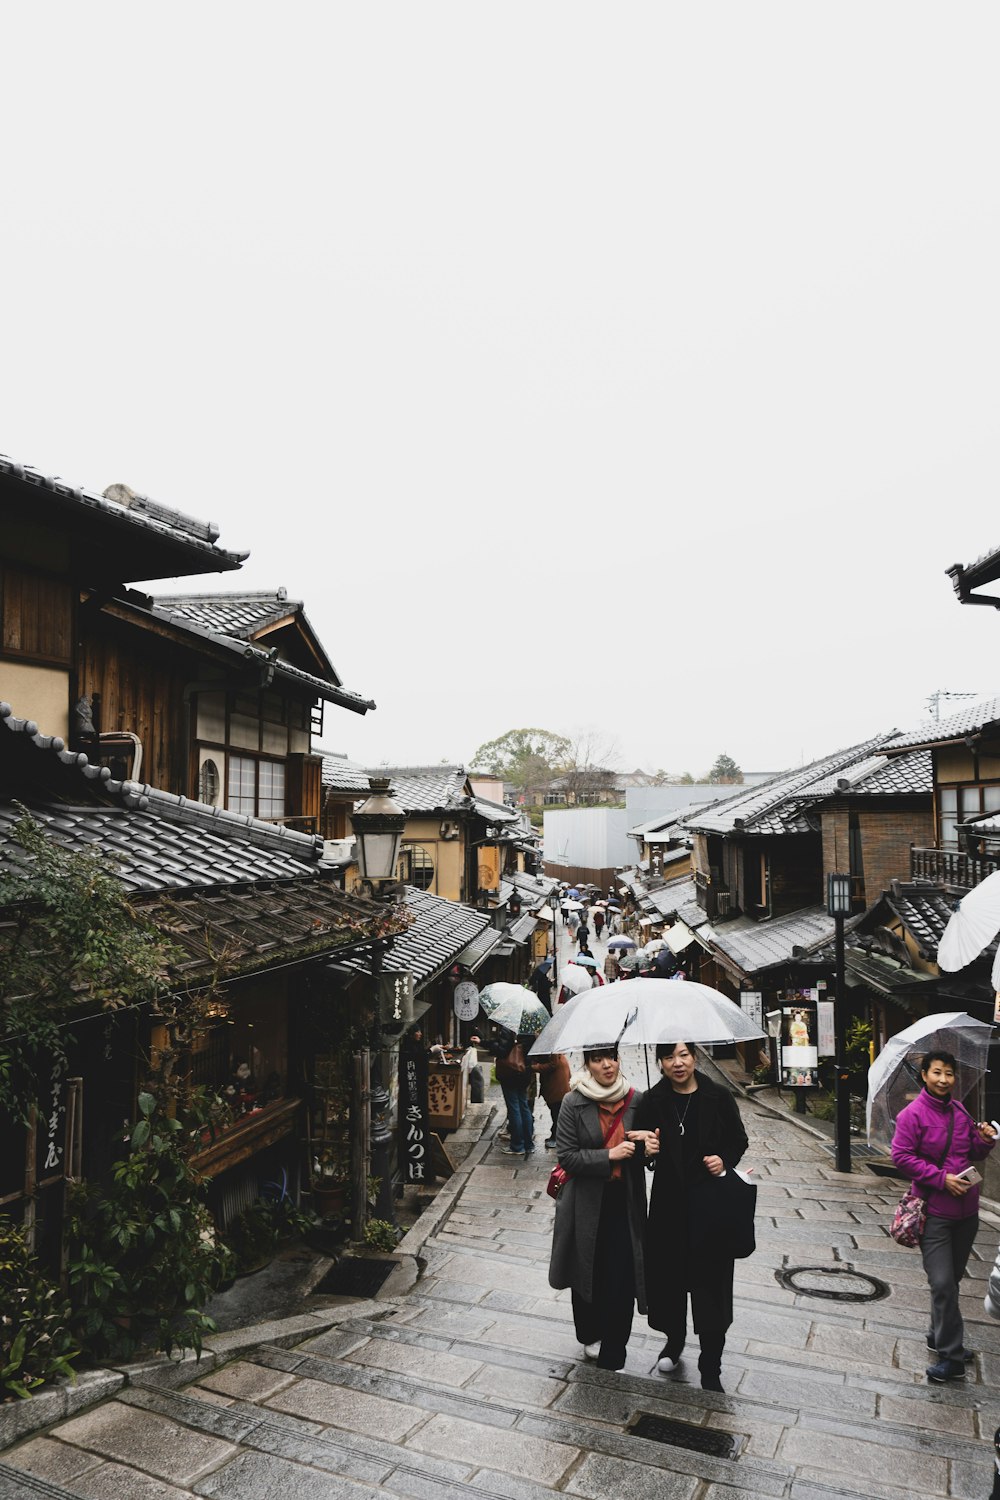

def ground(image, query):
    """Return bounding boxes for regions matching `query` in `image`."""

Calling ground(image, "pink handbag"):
[889,1190,926,1247]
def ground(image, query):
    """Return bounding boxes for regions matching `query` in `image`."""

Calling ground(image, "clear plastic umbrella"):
[866,1011,994,1149]
[937,872,1000,970]
[558,965,594,997]
[478,983,549,1036]
[607,936,637,951]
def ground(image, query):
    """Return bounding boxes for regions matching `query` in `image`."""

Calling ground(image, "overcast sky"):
[3,5,998,779]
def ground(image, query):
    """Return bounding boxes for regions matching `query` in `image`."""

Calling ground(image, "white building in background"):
[544,776,779,876]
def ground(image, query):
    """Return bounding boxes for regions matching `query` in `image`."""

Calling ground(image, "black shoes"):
[926,1358,966,1384]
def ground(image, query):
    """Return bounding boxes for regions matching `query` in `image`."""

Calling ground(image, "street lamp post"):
[827,872,853,1174]
[352,777,407,1226]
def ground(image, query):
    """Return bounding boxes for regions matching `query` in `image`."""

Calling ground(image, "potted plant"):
[311,1147,351,1216]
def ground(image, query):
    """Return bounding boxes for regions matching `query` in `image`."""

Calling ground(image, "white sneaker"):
[583,1342,601,1360]
[657,1354,679,1373]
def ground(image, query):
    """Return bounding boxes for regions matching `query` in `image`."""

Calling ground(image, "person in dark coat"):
[548,1048,656,1370]
[529,957,554,1013]
[633,1042,749,1391]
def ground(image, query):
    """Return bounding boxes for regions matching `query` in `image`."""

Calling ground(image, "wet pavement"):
[4,915,1000,1498]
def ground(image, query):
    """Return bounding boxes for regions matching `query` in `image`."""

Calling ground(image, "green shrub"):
[67,1092,235,1360]
[0,1218,77,1398]
[363,1218,399,1252]
[223,1197,315,1276]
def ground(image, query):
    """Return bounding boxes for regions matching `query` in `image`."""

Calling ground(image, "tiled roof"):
[0,707,404,983]
[145,881,403,984]
[683,736,898,837]
[807,750,932,799]
[707,906,838,976]
[138,600,374,714]
[844,949,937,995]
[886,697,1000,752]
[364,886,492,986]
[646,877,698,917]
[472,797,520,825]
[511,871,560,906]
[153,591,304,640]
[884,884,958,960]
[372,766,471,813]
[0,453,247,576]
[321,754,373,795]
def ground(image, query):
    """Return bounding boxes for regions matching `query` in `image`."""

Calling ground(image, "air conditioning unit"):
[440,820,460,840]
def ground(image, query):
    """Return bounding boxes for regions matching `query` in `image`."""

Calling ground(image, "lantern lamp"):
[353,777,406,886]
[826,873,852,917]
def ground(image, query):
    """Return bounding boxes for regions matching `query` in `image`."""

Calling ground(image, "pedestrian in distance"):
[593,908,605,940]
[577,921,590,950]
[632,1041,749,1392]
[532,1050,571,1148]
[549,1047,657,1370]
[530,956,554,1014]
[604,949,621,983]
[567,912,580,942]
[891,1049,997,1383]
[472,1026,536,1160]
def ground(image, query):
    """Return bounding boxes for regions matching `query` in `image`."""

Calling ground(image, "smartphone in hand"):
[956,1166,983,1185]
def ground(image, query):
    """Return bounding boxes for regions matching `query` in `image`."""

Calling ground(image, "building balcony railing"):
[911,846,1000,889]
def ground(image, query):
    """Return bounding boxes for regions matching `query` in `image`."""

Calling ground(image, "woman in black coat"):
[633,1041,749,1391]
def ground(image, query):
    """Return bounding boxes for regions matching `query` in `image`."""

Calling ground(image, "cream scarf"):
[570,1068,630,1104]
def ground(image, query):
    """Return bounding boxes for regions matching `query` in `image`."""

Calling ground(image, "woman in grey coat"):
[548,1048,656,1370]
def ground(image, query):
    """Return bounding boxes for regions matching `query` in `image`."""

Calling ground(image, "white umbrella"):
[642,939,667,955]
[866,1011,993,1149]
[562,899,585,912]
[529,976,765,1054]
[557,965,593,998]
[937,871,1000,970]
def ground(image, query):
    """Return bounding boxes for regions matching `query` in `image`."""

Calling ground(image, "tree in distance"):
[471,728,571,797]
[704,753,743,785]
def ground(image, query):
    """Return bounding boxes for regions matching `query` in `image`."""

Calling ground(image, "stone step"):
[0,1460,83,1500]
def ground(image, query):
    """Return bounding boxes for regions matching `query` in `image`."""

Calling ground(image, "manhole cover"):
[313,1259,397,1297]
[629,1414,740,1459]
[776,1264,889,1303]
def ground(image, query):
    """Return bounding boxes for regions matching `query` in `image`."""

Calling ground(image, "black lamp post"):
[352,777,407,1225]
[827,872,853,1174]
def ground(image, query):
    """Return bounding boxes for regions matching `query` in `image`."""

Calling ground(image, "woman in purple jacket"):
[891,1049,997,1383]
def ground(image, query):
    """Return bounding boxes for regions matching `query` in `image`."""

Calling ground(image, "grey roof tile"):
[321,754,373,794]
[370,766,471,813]
[887,696,1000,751]
[707,905,837,975]
[152,590,303,639]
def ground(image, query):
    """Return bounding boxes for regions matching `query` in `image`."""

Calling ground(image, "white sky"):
[2,4,999,779]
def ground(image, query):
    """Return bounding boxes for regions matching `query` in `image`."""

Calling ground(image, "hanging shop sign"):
[454,981,480,1021]
[477,846,501,895]
[398,1042,431,1185]
[379,971,414,1028]
[780,988,819,1087]
[741,991,763,1029]
[816,1001,835,1057]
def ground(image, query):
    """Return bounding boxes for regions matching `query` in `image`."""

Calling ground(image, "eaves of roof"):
[0,454,247,580]
[883,696,1000,754]
[705,905,841,978]
[99,596,375,715]
[152,591,339,684]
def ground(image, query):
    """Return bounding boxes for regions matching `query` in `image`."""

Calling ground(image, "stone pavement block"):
[194,1448,380,1500]
[4,1435,102,1484]
[779,1427,948,1492]
[73,1461,194,1499]
[265,1376,423,1440]
[408,1307,498,1339]
[949,1455,996,1498]
[475,1316,583,1360]
[566,1450,699,1500]
[730,1307,812,1346]
[441,1223,501,1241]
[197,1360,298,1403]
[405,1412,579,1485]
[791,1466,933,1499]
[808,1324,898,1363]
[466,1365,566,1408]
[345,1338,482,1388]
[54,1402,238,1487]
[745,1341,917,1384]
[421,1279,492,1305]
[193,1390,236,1409]
[383,1462,554,1500]
[877,1391,977,1435]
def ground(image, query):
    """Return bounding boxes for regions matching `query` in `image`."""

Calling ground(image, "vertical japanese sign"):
[741,991,763,1030]
[398,1043,432,1185]
[477,846,500,895]
[378,971,414,1026]
[40,1059,66,1176]
[816,1001,836,1057]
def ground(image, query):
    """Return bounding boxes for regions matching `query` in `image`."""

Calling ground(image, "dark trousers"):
[921,1213,978,1360]
[547,1099,562,1141]
[655,1266,734,1375]
[571,1180,635,1369]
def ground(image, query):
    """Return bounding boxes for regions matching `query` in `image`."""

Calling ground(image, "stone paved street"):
[5,922,1000,1497]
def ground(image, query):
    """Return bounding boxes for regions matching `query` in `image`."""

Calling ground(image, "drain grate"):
[629,1414,740,1459]
[313,1258,397,1298]
[776,1264,889,1303]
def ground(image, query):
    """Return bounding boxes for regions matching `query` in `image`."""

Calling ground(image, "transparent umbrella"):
[607,936,637,951]
[558,965,594,998]
[866,1012,994,1150]
[477,983,549,1037]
